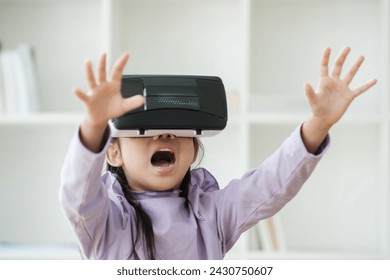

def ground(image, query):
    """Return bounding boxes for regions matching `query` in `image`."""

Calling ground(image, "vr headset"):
[109,75,228,137]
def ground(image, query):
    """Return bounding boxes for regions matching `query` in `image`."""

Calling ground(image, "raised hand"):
[73,53,144,129]
[302,47,377,154]
[74,53,144,152]
[304,47,377,128]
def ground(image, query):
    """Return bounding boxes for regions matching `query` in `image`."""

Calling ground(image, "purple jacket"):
[59,125,329,259]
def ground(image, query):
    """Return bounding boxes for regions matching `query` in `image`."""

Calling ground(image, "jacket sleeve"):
[59,127,135,259]
[204,124,330,254]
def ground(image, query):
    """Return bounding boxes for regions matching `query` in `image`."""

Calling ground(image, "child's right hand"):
[74,53,144,129]
[73,53,144,152]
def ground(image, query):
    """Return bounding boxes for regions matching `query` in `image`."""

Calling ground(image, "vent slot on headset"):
[146,96,200,110]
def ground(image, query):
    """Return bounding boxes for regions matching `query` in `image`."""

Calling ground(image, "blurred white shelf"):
[0,112,83,125]
[246,112,383,125]
[0,244,82,260]
[226,251,389,260]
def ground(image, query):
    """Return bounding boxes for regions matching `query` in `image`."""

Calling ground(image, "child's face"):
[113,134,196,192]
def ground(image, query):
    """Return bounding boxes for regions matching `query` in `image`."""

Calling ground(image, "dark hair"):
[106,138,202,259]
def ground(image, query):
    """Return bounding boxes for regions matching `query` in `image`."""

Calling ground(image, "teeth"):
[158,148,172,152]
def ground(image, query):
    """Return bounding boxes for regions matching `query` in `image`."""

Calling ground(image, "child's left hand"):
[304,47,377,128]
[302,47,377,154]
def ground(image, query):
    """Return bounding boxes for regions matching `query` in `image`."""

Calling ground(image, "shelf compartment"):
[249,0,382,115]
[0,123,78,244]
[108,0,245,99]
[248,122,383,255]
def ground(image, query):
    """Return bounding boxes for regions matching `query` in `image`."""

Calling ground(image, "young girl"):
[60,47,376,259]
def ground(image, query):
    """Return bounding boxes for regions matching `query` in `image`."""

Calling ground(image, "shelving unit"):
[0,0,389,259]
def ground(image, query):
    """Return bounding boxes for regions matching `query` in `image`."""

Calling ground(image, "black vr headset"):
[109,75,228,137]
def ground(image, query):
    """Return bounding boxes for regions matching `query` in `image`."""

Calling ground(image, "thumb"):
[121,94,145,113]
[72,87,89,104]
[304,83,316,106]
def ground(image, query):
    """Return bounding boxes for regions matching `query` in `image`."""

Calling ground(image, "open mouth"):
[151,149,176,167]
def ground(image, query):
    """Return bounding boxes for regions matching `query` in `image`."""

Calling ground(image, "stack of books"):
[0,44,40,114]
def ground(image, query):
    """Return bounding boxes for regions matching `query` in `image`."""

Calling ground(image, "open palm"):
[73,53,144,128]
[304,47,377,128]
